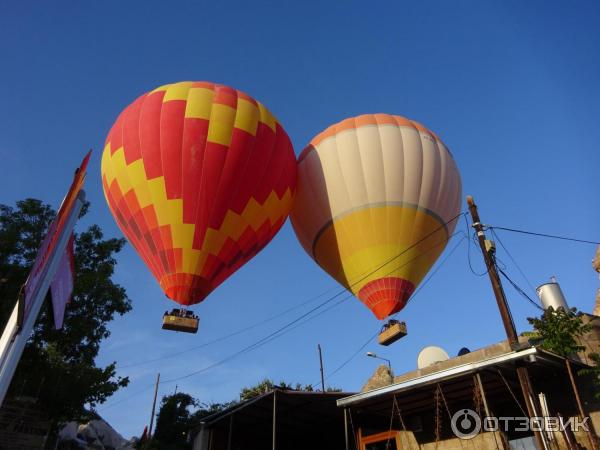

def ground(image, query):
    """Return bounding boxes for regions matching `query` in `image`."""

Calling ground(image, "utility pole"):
[467,196,548,450]
[318,344,325,391]
[148,373,160,437]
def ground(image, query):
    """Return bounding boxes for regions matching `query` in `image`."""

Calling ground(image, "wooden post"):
[467,196,548,450]
[227,414,234,450]
[272,390,277,450]
[566,359,598,450]
[476,373,510,450]
[318,344,325,391]
[148,372,160,436]
[344,408,350,450]
[557,412,577,450]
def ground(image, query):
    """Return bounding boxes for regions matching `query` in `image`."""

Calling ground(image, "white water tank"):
[536,276,569,311]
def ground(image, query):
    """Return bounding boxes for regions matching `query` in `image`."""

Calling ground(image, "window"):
[360,431,400,450]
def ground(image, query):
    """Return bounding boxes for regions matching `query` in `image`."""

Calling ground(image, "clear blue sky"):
[1,1,599,439]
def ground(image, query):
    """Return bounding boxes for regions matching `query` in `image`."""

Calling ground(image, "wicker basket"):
[378,320,407,346]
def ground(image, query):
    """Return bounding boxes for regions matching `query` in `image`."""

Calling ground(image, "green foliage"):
[579,353,600,400]
[190,401,237,422]
[145,379,343,448]
[526,306,591,357]
[142,393,235,450]
[239,378,340,401]
[152,393,197,450]
[0,199,131,424]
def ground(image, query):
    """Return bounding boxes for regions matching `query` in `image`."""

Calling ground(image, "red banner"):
[22,151,90,324]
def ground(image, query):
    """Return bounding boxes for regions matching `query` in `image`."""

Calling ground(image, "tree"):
[152,393,197,450]
[0,199,131,428]
[239,378,339,401]
[526,306,591,357]
[580,353,600,400]
[527,306,600,444]
[141,393,234,450]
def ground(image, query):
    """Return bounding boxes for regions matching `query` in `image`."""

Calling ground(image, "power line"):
[404,233,467,307]
[316,233,467,385]
[497,266,543,311]
[98,382,157,412]
[319,330,379,385]
[119,284,341,369]
[102,212,466,406]
[490,229,536,294]
[160,212,466,384]
[120,212,465,370]
[489,226,600,246]
[160,292,349,384]
[463,214,488,276]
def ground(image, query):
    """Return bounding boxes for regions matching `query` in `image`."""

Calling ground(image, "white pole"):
[0,191,85,406]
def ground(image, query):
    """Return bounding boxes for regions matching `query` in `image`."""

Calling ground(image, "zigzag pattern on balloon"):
[101,82,296,306]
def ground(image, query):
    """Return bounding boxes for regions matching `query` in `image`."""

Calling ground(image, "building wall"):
[419,432,504,450]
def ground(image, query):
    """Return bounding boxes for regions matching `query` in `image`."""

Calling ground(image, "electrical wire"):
[490,228,536,294]
[497,266,543,311]
[403,232,467,307]
[317,330,380,386]
[98,382,157,412]
[101,212,466,407]
[488,226,600,246]
[463,214,488,276]
[158,212,467,384]
[316,233,467,386]
[120,212,465,370]
[101,294,357,414]
[118,283,341,369]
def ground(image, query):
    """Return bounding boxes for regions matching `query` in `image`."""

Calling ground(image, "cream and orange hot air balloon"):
[290,114,461,323]
[101,81,296,332]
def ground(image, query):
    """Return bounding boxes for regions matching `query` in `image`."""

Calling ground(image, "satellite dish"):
[457,347,471,356]
[417,346,450,369]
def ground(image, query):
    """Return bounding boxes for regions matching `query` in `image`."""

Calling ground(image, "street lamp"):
[366,352,391,370]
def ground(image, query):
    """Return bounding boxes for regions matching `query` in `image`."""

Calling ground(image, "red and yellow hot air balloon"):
[101,81,296,332]
[290,114,461,341]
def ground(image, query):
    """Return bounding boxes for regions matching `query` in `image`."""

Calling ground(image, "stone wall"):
[361,364,393,392]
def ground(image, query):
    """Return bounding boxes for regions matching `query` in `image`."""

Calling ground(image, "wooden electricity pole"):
[467,196,548,450]
[318,344,325,391]
[148,372,160,436]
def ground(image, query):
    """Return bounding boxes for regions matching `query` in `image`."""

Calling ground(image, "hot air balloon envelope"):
[101,81,297,311]
[290,114,461,320]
